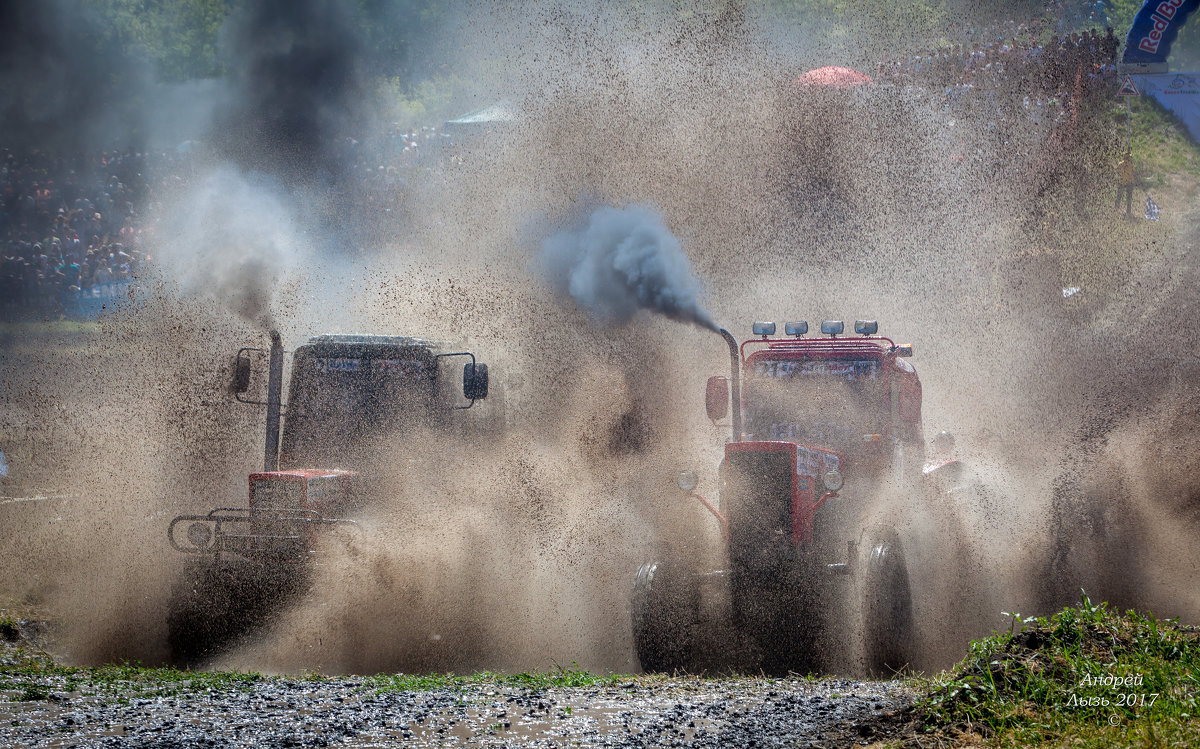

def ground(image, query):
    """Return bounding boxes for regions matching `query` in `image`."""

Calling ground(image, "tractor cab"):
[730,320,922,477]
[705,321,921,471]
[276,335,488,470]
[700,321,922,553]
[170,332,491,558]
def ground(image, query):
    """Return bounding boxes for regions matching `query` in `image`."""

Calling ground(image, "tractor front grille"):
[726,449,793,574]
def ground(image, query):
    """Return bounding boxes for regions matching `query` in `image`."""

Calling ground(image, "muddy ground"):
[1,644,913,749]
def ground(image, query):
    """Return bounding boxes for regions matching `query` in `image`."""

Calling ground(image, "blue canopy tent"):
[442,102,518,135]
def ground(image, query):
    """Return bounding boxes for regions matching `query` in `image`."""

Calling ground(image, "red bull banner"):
[1123,0,1200,65]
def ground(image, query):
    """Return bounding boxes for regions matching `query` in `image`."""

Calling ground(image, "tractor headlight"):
[677,470,699,492]
[821,469,844,492]
[186,522,213,550]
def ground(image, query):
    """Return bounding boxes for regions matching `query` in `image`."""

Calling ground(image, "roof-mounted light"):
[306,334,433,347]
[752,321,776,337]
[820,320,844,336]
[784,321,808,337]
[854,320,878,335]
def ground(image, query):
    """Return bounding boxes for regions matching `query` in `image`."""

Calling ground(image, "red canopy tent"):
[793,66,873,88]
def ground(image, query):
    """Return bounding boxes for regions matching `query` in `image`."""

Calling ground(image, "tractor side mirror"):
[705,376,729,421]
[232,353,252,394]
[463,362,489,400]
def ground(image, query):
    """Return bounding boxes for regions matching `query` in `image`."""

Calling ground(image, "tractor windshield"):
[743,357,888,451]
[281,353,436,467]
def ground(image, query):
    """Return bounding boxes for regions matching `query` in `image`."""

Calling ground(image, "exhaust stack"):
[264,330,284,472]
[718,327,742,442]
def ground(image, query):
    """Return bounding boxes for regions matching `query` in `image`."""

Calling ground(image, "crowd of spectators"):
[346,125,450,202]
[391,125,453,166]
[1,148,155,317]
[873,17,1124,196]
[0,124,463,319]
[875,0,1120,128]
[877,27,1119,95]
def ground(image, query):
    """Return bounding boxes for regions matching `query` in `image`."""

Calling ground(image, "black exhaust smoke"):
[0,0,149,154]
[538,204,717,331]
[213,0,369,187]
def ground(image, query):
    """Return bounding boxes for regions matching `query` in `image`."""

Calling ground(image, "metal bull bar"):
[168,507,359,557]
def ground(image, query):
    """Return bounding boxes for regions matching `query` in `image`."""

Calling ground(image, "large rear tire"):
[631,561,698,673]
[861,526,915,676]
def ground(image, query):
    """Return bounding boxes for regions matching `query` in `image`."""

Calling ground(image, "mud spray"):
[2,0,1198,674]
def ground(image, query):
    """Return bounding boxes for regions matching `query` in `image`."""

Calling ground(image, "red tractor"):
[633,320,924,675]
[166,331,490,665]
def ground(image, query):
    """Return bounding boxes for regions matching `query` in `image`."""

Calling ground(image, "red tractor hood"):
[724,441,842,546]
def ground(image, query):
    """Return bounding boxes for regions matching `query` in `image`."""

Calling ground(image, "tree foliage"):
[53,0,1200,84]
[93,0,230,81]
[85,0,449,83]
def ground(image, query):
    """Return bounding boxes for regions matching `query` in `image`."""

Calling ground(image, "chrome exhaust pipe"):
[718,327,742,442]
[264,330,284,472]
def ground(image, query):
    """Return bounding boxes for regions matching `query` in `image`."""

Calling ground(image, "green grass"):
[1127,97,1200,188]
[0,642,640,704]
[0,645,265,702]
[1031,92,1198,303]
[360,665,802,696]
[0,320,103,355]
[912,594,1200,747]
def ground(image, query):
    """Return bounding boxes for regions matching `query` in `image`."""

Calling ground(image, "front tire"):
[631,561,698,673]
[167,560,303,667]
[861,526,915,676]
